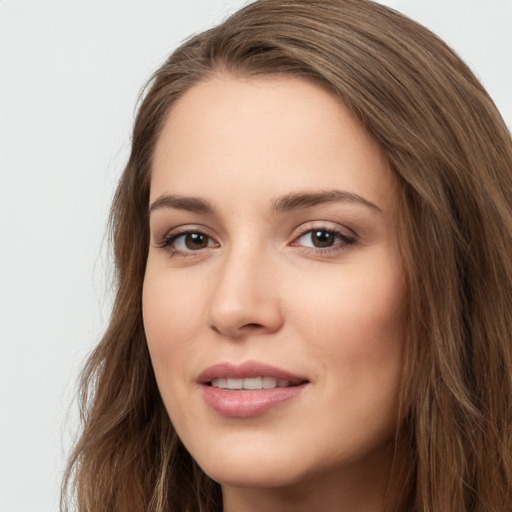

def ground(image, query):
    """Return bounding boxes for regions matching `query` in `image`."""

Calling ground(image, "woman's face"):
[143,76,406,502]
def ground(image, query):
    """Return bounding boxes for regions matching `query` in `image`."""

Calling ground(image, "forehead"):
[150,75,397,212]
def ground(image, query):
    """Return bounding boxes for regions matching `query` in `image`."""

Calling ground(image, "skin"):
[143,75,406,512]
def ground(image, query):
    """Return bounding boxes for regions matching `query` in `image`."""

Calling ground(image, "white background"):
[0,1,510,511]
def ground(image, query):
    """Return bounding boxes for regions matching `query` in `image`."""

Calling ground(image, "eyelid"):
[153,221,357,259]
[288,221,357,254]
[154,226,220,261]
[289,221,357,242]
[155,224,217,246]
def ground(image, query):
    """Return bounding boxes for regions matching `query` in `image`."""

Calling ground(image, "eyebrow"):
[272,189,382,214]
[148,189,382,215]
[149,194,215,214]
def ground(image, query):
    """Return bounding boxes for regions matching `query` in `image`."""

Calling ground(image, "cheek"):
[142,268,204,380]
[289,256,406,413]
[289,256,405,348]
[305,269,405,449]
[141,271,208,438]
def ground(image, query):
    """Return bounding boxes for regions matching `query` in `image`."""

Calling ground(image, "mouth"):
[209,376,306,390]
[197,360,309,387]
[197,361,310,417]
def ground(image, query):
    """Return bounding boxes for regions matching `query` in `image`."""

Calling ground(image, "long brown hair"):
[62,1,512,511]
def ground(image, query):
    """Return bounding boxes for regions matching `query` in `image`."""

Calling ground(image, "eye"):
[161,230,219,255]
[292,227,356,250]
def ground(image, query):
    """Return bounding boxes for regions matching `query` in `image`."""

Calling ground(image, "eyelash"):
[290,226,356,255]
[157,225,357,258]
[157,229,219,258]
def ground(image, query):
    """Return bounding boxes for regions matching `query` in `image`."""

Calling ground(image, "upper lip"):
[197,360,309,384]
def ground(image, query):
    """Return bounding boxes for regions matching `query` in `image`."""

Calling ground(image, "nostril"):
[244,323,263,329]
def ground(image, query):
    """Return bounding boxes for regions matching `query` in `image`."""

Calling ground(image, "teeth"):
[262,377,277,389]
[211,378,227,388]
[227,378,243,389]
[243,377,262,389]
[211,377,294,390]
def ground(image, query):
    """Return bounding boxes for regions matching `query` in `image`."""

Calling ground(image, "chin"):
[185,433,309,489]
[201,457,307,490]
[182,420,396,496]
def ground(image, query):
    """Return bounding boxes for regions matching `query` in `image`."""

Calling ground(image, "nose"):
[206,247,284,338]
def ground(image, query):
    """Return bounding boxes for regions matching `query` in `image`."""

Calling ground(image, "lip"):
[197,361,309,418]
[197,361,308,384]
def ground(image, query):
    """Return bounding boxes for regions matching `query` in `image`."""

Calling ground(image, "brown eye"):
[164,231,218,253]
[293,228,356,251]
[310,230,337,248]
[299,229,339,248]
[183,233,209,250]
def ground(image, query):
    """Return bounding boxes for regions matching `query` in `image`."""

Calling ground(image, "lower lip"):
[201,384,307,417]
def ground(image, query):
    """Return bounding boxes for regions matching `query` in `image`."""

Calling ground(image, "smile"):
[198,361,310,417]
[210,377,300,390]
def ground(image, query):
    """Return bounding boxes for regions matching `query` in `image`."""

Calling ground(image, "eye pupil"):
[185,233,208,250]
[312,230,334,248]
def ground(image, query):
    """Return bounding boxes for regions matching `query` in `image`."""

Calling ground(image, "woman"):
[62,0,512,511]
